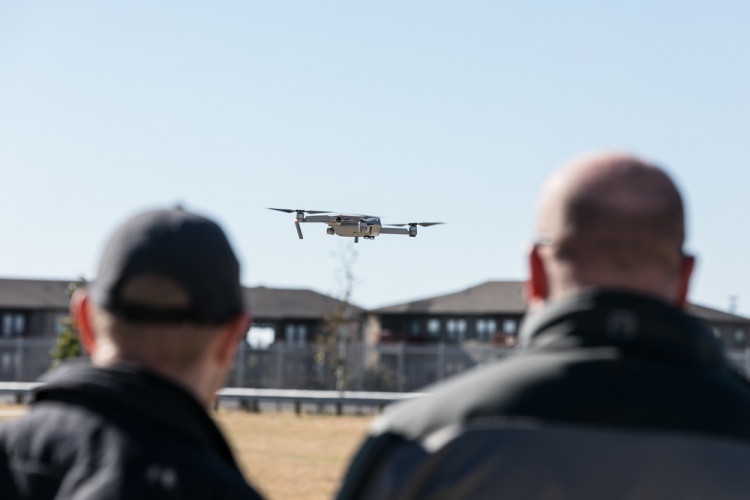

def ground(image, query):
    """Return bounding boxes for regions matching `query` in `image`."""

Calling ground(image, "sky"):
[1,1,749,315]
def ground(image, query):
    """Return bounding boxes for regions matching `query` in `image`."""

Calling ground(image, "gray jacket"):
[337,290,750,500]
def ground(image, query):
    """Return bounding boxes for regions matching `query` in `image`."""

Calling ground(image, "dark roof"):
[374,280,750,324]
[0,279,362,320]
[243,286,364,320]
[374,281,526,315]
[0,279,72,309]
[687,304,750,324]
[1,278,747,325]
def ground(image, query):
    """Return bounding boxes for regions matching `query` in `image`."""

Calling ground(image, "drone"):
[269,208,444,243]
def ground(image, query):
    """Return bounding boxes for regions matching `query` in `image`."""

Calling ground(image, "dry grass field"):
[217,410,371,499]
[0,405,372,500]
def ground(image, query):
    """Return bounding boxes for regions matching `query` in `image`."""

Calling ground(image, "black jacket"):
[337,291,750,500]
[0,363,264,499]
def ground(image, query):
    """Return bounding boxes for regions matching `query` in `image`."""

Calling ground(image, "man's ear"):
[675,254,695,309]
[70,288,97,355]
[526,245,549,310]
[215,313,252,367]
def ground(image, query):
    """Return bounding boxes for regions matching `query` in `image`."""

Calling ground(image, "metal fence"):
[4,338,750,392]
[0,339,60,382]
[225,342,517,392]
[725,350,750,377]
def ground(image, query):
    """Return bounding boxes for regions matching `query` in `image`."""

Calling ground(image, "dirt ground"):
[0,405,372,500]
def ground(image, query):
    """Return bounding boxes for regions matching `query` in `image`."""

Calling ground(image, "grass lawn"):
[218,410,371,499]
[0,405,372,500]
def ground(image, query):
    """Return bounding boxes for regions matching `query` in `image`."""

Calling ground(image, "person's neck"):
[551,283,678,308]
[93,353,215,407]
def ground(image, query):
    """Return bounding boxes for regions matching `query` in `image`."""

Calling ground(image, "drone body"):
[269,208,443,242]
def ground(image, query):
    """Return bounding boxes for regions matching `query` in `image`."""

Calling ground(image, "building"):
[238,286,363,390]
[0,279,71,339]
[0,279,362,345]
[2,278,748,348]
[244,286,363,345]
[0,279,365,385]
[370,280,750,347]
[1,278,750,388]
[373,281,524,346]
[690,304,750,349]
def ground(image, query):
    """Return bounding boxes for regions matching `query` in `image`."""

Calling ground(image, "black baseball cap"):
[89,207,245,324]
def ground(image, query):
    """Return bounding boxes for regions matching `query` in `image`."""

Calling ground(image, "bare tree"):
[314,242,359,390]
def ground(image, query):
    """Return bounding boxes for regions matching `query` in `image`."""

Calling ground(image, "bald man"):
[529,152,691,309]
[337,152,750,500]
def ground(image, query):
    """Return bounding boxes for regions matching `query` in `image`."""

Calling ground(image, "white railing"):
[0,382,423,414]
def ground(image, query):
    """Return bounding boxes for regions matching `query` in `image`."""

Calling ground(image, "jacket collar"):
[519,289,727,370]
[34,362,238,466]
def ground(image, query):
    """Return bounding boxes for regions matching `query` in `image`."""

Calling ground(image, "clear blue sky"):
[1,2,749,314]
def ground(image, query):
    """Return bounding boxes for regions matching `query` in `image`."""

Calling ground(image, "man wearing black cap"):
[0,208,264,499]
[337,152,750,499]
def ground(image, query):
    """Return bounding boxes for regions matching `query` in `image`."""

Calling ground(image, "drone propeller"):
[268,208,331,239]
[385,222,445,227]
[267,208,331,214]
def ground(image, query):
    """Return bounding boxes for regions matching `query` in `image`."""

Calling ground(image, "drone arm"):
[379,227,410,235]
[300,215,332,223]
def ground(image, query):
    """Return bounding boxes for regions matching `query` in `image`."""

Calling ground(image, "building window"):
[410,321,421,336]
[55,314,68,335]
[476,319,497,341]
[447,319,467,341]
[503,319,518,335]
[457,320,467,340]
[2,313,25,337]
[248,326,275,349]
[285,324,308,344]
[427,319,441,337]
[1,352,12,373]
[734,329,746,346]
[446,320,456,339]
